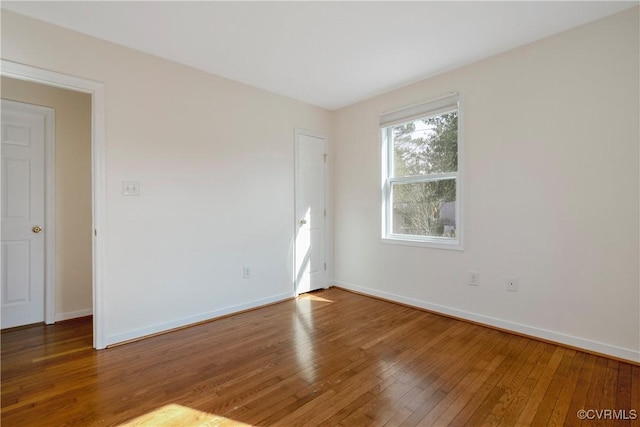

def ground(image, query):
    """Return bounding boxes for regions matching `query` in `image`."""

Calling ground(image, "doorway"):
[2,85,92,333]
[1,59,106,349]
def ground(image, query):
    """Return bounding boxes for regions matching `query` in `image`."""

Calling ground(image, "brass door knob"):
[32,226,43,234]
[299,219,307,225]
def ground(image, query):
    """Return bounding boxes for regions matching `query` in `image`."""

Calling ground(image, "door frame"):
[1,60,107,349]
[293,128,327,296]
[1,99,55,326]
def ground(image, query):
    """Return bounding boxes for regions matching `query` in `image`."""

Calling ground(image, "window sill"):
[380,235,463,251]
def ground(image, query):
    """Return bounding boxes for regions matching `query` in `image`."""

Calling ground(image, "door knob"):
[32,226,43,234]
[299,219,307,225]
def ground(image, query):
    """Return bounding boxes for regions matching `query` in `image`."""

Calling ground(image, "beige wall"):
[332,7,639,362]
[1,77,93,319]
[1,10,332,344]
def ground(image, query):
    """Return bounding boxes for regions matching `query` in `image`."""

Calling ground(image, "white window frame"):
[380,93,463,250]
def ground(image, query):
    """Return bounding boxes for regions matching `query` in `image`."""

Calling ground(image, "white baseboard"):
[332,281,639,364]
[106,292,293,346]
[55,308,93,322]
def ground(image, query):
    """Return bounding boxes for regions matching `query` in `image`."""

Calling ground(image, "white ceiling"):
[2,1,637,110]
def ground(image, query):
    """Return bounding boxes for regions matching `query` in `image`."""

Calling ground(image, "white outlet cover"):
[469,272,479,286]
[122,181,140,196]
[243,265,251,278]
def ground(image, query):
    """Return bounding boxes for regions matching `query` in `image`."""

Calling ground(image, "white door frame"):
[1,99,55,326]
[293,128,327,296]
[1,60,107,349]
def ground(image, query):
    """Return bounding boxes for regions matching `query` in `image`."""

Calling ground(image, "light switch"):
[122,181,140,196]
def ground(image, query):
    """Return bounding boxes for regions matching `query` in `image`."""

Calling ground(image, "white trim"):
[107,292,292,346]
[0,100,56,325]
[44,106,55,325]
[54,308,92,322]
[1,60,107,349]
[380,235,464,251]
[456,94,465,251]
[332,281,640,363]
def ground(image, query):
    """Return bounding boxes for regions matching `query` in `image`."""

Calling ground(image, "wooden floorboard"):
[1,288,637,426]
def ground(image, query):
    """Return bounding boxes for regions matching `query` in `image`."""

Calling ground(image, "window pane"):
[391,179,456,238]
[392,112,458,177]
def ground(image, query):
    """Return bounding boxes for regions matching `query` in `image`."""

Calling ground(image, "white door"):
[295,131,326,294]
[1,101,47,328]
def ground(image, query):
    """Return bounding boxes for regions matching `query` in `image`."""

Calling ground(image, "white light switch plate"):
[122,181,140,196]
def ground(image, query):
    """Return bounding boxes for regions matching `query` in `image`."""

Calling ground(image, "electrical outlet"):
[506,277,518,292]
[469,271,479,286]
[122,181,140,196]
[243,265,251,279]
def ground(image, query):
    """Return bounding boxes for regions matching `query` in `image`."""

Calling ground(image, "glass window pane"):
[391,179,456,238]
[392,112,458,177]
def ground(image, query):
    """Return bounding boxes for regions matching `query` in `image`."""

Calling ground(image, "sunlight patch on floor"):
[119,404,253,427]
[297,293,333,303]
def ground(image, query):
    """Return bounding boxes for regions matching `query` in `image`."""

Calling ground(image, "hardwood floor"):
[1,288,638,426]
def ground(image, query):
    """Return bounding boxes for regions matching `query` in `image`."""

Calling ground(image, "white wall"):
[332,8,640,362]
[1,10,332,344]
[1,77,93,321]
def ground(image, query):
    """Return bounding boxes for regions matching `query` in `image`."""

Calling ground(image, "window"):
[381,93,462,250]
